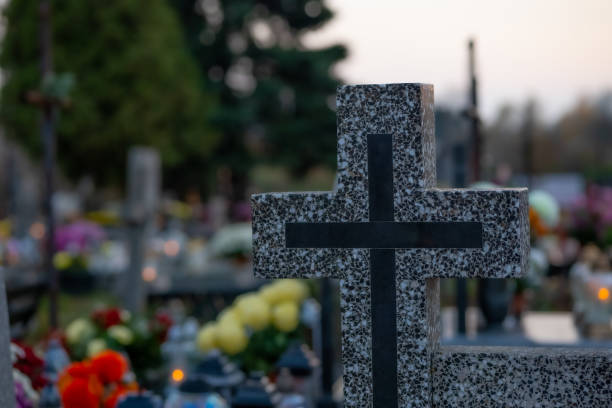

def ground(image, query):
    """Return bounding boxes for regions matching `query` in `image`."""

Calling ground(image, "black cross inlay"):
[285,134,483,407]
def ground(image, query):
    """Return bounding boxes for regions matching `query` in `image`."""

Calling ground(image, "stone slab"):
[0,279,15,408]
[433,345,612,407]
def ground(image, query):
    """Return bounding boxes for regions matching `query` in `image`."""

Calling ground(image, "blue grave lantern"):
[116,392,162,408]
[275,343,316,407]
[195,351,244,401]
[39,338,71,407]
[195,351,244,388]
[276,343,313,378]
[231,374,274,408]
[165,376,228,408]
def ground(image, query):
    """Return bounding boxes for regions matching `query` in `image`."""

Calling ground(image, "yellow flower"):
[259,284,281,304]
[235,294,270,330]
[87,338,107,358]
[262,280,309,305]
[0,219,11,239]
[272,301,300,332]
[53,251,73,270]
[215,321,247,355]
[196,323,217,352]
[218,307,241,326]
[108,325,134,345]
[66,318,95,344]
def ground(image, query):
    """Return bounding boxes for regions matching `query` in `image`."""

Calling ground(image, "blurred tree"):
[556,96,612,174]
[485,94,612,179]
[170,0,347,199]
[1,0,218,189]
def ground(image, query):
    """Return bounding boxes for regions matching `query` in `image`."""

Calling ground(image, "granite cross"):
[252,84,611,407]
[0,279,16,408]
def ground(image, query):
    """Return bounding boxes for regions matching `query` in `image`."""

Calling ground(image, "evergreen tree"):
[170,0,347,198]
[0,0,218,189]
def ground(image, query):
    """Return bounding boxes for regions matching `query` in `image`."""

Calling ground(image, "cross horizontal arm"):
[394,188,529,280]
[286,222,482,249]
[252,192,367,279]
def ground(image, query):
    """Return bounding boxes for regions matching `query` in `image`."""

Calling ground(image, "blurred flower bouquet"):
[65,308,172,380]
[11,342,47,408]
[197,279,309,374]
[54,220,106,292]
[207,223,252,263]
[55,220,105,253]
[529,190,560,241]
[53,251,88,276]
[58,350,138,408]
[570,184,612,249]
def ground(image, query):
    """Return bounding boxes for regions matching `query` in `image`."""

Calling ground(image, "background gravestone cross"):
[252,83,530,407]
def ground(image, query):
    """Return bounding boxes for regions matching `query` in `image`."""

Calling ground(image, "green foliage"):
[234,325,302,374]
[170,0,347,198]
[1,0,218,188]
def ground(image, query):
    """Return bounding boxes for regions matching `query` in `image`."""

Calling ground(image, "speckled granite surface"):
[0,279,15,408]
[251,83,566,407]
[434,346,612,407]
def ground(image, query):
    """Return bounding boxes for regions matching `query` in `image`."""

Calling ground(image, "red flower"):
[65,361,93,378]
[60,377,101,408]
[151,312,173,342]
[91,350,128,384]
[11,341,47,390]
[92,308,123,329]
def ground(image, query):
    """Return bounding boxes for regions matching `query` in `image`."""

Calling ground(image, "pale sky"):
[304,0,612,122]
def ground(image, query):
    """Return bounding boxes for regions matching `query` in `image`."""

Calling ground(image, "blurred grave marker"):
[252,83,612,407]
[0,278,16,407]
[123,147,160,313]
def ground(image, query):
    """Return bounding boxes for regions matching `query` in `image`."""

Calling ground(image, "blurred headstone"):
[122,147,160,313]
[0,278,16,408]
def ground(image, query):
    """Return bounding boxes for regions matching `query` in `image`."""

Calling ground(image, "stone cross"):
[0,278,16,408]
[252,84,611,407]
[123,147,160,313]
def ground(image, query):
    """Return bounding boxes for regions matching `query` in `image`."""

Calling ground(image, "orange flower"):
[529,207,549,236]
[58,361,95,394]
[60,377,102,408]
[91,350,129,384]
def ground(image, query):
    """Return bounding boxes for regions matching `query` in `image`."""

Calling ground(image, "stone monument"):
[123,147,160,313]
[0,278,16,408]
[252,83,611,407]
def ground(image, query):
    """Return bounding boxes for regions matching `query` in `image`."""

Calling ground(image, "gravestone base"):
[433,346,612,407]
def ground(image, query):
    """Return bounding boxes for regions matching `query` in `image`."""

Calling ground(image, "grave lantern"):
[231,374,274,408]
[195,351,244,400]
[116,392,162,408]
[276,343,317,408]
[165,377,228,408]
[39,338,70,407]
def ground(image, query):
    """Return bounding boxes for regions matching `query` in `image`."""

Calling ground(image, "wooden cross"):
[252,84,610,407]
